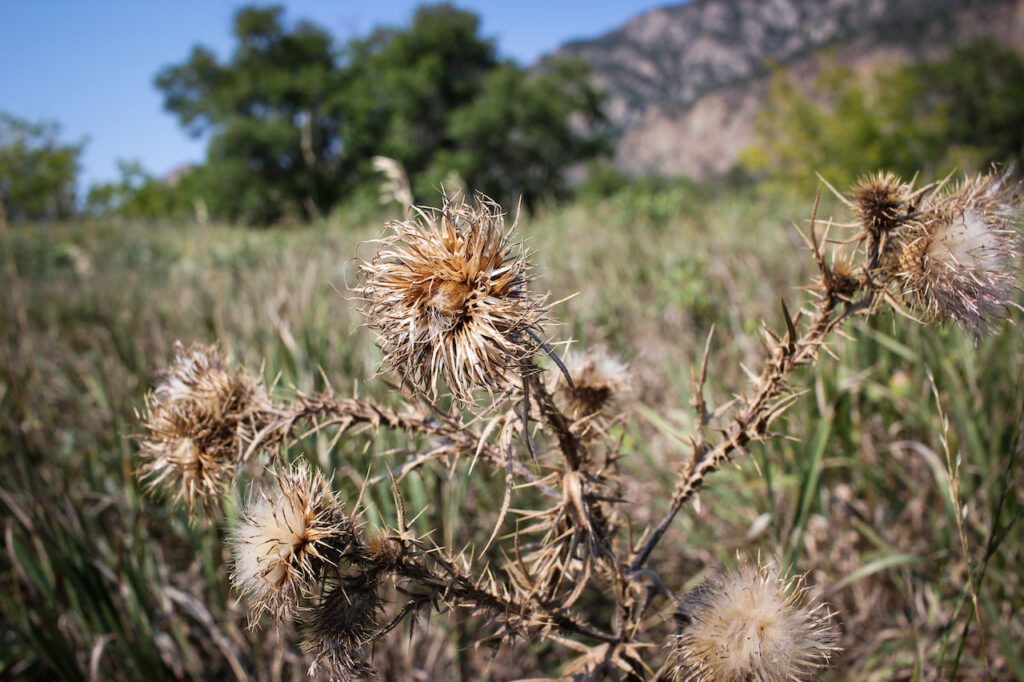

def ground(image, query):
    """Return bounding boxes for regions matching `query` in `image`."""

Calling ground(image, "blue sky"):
[0,1,670,189]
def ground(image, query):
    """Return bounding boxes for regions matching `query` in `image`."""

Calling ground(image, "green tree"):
[85,161,200,220]
[341,4,499,190]
[155,6,343,224]
[0,112,84,222]
[156,3,606,223]
[422,58,606,207]
[910,40,1024,166]
[740,61,935,191]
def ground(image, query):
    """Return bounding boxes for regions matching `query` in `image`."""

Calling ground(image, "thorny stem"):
[391,548,620,643]
[255,392,558,497]
[630,284,879,574]
[526,370,582,470]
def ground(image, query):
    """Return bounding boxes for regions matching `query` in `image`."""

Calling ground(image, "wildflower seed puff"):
[358,195,545,405]
[672,562,839,682]
[893,172,1022,337]
[231,463,352,622]
[138,344,265,513]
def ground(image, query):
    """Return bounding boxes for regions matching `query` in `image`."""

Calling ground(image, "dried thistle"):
[671,562,839,682]
[137,344,264,513]
[358,195,545,404]
[303,574,383,680]
[892,171,1022,337]
[824,171,919,270]
[231,462,353,623]
[552,347,632,417]
[852,171,908,236]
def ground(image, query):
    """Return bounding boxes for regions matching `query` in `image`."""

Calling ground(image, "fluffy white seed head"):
[893,172,1022,337]
[231,463,351,623]
[672,563,839,682]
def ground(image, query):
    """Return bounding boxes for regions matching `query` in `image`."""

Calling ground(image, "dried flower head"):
[358,195,545,405]
[231,462,352,622]
[852,171,908,237]
[138,344,264,513]
[303,575,383,680]
[553,347,632,416]
[893,172,1022,337]
[672,562,839,682]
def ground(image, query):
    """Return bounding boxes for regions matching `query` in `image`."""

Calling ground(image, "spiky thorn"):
[529,329,576,394]
[525,369,582,470]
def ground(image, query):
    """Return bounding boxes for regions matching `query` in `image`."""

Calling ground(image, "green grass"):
[1,183,1021,680]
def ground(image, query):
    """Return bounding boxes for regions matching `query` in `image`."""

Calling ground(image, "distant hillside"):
[555,0,1024,178]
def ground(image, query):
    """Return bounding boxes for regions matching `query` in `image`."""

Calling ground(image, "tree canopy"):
[152,3,606,225]
[0,112,85,222]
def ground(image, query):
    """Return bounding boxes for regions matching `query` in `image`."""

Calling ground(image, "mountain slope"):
[556,0,1024,178]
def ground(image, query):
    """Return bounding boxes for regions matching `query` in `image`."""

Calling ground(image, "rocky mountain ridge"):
[556,0,1024,178]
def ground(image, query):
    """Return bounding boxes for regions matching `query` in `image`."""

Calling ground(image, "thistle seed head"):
[852,171,908,236]
[138,344,264,513]
[303,576,383,680]
[358,194,546,405]
[893,172,1022,337]
[672,562,839,682]
[826,262,860,299]
[553,347,632,416]
[231,462,352,623]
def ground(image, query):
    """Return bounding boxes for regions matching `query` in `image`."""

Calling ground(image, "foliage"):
[153,3,606,224]
[155,6,345,225]
[742,41,1024,191]
[85,161,201,221]
[341,4,499,189]
[0,112,85,222]
[424,58,607,207]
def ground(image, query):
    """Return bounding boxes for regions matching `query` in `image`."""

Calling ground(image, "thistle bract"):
[138,345,263,513]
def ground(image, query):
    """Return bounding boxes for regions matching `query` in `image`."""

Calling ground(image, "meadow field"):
[2,182,1022,680]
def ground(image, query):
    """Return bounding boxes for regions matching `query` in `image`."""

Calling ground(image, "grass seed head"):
[231,462,352,623]
[358,194,545,405]
[893,172,1022,337]
[138,344,263,513]
[303,576,383,680]
[672,562,839,682]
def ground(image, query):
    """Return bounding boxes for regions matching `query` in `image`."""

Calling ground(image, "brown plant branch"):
[629,206,882,574]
